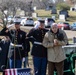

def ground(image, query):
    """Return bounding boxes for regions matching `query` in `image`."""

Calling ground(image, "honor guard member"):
[1,22,30,68]
[27,19,48,75]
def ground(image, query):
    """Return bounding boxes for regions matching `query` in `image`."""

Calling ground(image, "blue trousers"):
[9,59,22,68]
[33,57,47,75]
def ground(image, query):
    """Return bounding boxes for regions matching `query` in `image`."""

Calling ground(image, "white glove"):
[22,58,25,62]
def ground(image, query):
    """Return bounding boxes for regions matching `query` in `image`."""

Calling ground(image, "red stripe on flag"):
[5,70,8,75]
[13,69,15,75]
[5,69,17,75]
[5,69,10,75]
[9,69,12,75]
[13,69,16,75]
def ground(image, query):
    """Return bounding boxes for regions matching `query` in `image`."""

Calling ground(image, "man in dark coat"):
[27,20,48,75]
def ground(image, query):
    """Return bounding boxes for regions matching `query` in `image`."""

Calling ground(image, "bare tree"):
[0,0,34,26]
[65,0,76,5]
[0,1,9,26]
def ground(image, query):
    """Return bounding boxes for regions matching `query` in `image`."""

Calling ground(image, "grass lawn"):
[35,9,76,24]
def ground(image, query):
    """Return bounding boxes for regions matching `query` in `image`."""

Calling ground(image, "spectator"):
[42,23,68,75]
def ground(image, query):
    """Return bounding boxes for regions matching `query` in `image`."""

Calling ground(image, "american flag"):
[5,68,31,75]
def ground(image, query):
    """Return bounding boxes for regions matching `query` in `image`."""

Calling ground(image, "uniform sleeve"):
[27,28,35,37]
[27,28,36,43]
[21,32,28,57]
[42,32,54,48]
[22,39,30,57]
[22,32,26,50]
[25,39,30,52]
[22,32,30,57]
[0,27,12,39]
[8,30,15,41]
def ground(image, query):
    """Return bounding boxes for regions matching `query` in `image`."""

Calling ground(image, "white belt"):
[10,43,22,47]
[34,42,42,45]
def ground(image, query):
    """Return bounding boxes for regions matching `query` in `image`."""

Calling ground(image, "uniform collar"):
[16,29,20,31]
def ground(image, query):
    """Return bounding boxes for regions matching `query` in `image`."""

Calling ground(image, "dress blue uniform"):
[0,22,30,68]
[27,20,48,75]
[9,28,30,68]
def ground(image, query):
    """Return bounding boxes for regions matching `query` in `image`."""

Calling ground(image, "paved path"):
[64,30,76,39]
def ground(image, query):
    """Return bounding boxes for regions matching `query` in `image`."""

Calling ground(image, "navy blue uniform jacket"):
[27,28,48,57]
[9,29,30,59]
[0,27,30,59]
